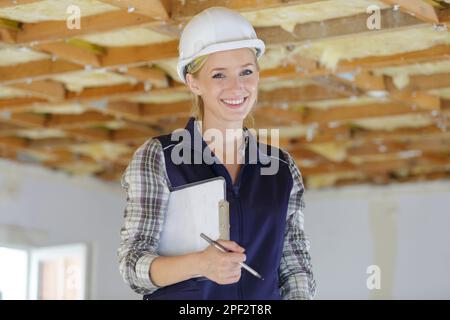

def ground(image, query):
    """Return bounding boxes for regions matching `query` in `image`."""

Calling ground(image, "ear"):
[186,73,203,96]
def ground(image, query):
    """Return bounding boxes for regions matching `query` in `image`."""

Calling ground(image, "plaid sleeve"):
[117,138,171,295]
[279,150,316,300]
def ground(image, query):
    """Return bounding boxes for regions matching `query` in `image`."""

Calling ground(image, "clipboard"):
[157,177,230,256]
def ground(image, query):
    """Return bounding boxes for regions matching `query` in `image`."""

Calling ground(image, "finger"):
[217,240,245,253]
[228,252,246,263]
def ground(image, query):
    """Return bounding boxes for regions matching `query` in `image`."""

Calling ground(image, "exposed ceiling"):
[0,0,449,188]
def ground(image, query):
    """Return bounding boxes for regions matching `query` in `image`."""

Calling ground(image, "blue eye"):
[212,73,225,79]
[241,69,253,76]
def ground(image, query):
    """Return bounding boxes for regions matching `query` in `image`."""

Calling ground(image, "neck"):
[198,113,245,164]
[200,113,244,146]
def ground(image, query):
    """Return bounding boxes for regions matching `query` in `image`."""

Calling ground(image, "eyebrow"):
[209,63,255,74]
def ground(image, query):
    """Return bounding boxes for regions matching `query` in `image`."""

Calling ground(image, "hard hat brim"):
[177,38,265,83]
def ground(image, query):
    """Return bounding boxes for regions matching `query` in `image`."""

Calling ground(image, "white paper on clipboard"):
[157,176,229,256]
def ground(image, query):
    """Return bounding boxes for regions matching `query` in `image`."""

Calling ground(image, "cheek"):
[204,82,226,99]
[245,77,259,95]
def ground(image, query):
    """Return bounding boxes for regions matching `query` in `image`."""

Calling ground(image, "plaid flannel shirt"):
[118,132,316,300]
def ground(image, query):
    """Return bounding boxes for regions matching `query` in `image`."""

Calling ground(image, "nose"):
[228,74,244,91]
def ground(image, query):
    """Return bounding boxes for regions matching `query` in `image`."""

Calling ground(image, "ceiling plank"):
[0,96,47,110]
[338,44,450,71]
[170,0,326,19]
[303,102,429,124]
[100,40,179,66]
[12,9,155,44]
[390,90,441,110]
[0,0,42,7]
[257,8,423,46]
[258,85,348,105]
[0,59,81,83]
[123,66,169,87]
[10,111,115,128]
[99,0,171,19]
[10,79,66,101]
[108,100,190,120]
[34,41,103,67]
[380,0,440,23]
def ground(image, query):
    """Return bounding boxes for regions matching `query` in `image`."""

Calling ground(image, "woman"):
[118,7,315,300]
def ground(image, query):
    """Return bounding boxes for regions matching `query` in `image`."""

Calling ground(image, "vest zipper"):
[232,164,246,300]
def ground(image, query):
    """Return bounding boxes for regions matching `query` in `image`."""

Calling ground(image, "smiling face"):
[185,48,259,127]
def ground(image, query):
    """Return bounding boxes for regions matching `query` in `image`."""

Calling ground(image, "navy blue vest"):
[144,117,293,300]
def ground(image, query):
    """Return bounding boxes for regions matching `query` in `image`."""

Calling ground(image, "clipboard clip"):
[218,199,230,240]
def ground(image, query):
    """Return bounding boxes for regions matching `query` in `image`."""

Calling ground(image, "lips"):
[220,97,248,109]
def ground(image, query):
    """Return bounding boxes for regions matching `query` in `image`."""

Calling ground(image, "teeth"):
[222,98,245,105]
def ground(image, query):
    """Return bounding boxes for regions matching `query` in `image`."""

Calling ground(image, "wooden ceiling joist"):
[34,41,103,67]
[0,0,448,187]
[11,79,66,101]
[257,8,423,46]
[170,0,326,20]
[258,85,348,105]
[380,0,441,24]
[0,59,80,83]
[4,9,156,44]
[99,0,171,20]
[0,0,42,7]
[107,100,190,121]
[9,111,115,129]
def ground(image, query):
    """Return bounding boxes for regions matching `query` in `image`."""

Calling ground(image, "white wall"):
[305,181,450,299]
[1,158,449,299]
[0,159,138,300]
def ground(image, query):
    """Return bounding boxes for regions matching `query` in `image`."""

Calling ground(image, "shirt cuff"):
[281,273,313,300]
[136,253,160,289]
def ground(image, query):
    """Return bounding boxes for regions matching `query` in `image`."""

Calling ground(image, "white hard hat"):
[177,7,265,83]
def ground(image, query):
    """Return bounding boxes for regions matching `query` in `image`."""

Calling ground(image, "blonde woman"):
[118,7,315,300]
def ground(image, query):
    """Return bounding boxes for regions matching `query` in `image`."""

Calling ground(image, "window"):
[0,247,28,300]
[0,243,88,300]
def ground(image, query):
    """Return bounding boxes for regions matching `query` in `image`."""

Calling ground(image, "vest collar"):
[183,117,272,165]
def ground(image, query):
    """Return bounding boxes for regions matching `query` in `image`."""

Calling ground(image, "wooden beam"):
[0,136,28,148]
[99,0,170,19]
[355,71,387,91]
[338,44,450,71]
[311,75,364,97]
[12,10,155,44]
[390,90,441,110]
[279,124,446,146]
[303,102,429,124]
[123,66,169,87]
[65,82,148,102]
[300,156,443,176]
[107,100,191,120]
[257,8,423,46]
[0,0,42,7]
[11,80,66,101]
[0,96,47,110]
[64,128,110,141]
[100,40,179,66]
[380,0,440,23]
[9,111,115,128]
[0,59,80,83]
[317,168,450,188]
[386,71,450,91]
[170,0,326,19]
[258,85,348,105]
[34,41,103,67]
[0,27,17,43]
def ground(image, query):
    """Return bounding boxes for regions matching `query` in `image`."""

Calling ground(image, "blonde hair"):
[185,48,258,129]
